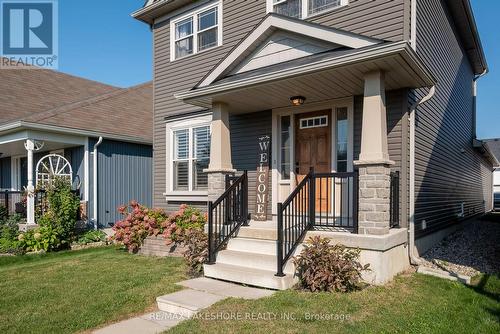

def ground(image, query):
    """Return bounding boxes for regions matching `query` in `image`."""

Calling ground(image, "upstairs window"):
[269,0,347,19]
[171,2,222,61]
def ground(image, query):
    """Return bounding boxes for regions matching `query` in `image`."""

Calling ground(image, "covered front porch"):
[0,127,88,226]
[176,14,436,286]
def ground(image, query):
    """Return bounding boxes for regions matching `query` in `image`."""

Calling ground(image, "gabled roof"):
[197,14,382,88]
[0,66,118,125]
[0,67,153,143]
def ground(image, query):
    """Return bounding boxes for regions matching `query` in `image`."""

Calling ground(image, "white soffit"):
[198,14,381,87]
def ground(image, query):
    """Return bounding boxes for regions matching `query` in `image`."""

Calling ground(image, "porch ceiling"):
[176,42,436,114]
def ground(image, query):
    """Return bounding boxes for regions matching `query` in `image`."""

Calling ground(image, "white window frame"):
[271,97,353,216]
[299,115,328,129]
[164,115,212,201]
[170,1,223,61]
[266,0,348,19]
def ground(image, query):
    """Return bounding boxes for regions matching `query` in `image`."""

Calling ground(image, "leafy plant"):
[179,228,208,276]
[0,214,22,254]
[42,177,81,241]
[293,236,369,292]
[76,230,107,245]
[17,224,62,253]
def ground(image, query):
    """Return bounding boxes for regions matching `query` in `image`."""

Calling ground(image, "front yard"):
[0,247,186,334]
[168,272,500,334]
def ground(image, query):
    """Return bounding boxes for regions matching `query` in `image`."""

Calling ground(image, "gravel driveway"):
[420,215,500,277]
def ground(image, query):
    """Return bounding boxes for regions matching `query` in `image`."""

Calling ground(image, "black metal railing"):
[390,171,400,228]
[276,170,358,276]
[207,171,248,264]
[0,190,24,216]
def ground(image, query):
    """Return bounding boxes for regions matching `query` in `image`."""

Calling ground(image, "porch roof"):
[175,41,436,113]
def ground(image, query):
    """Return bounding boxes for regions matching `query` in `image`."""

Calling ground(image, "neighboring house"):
[483,139,500,210]
[0,67,153,228]
[133,0,495,287]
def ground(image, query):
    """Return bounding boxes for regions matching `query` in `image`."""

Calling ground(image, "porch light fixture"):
[290,96,306,106]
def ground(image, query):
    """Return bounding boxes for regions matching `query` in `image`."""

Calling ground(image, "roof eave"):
[175,41,436,103]
[0,121,152,145]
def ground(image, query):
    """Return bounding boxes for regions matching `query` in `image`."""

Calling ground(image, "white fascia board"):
[177,41,433,101]
[0,121,152,145]
[198,14,382,87]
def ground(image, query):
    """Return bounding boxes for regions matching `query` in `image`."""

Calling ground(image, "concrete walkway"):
[93,277,274,334]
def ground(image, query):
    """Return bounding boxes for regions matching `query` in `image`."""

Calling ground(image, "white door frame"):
[271,97,354,217]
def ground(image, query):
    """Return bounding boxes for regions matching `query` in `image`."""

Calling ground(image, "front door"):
[295,110,331,212]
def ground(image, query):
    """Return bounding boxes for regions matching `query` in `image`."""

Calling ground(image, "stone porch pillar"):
[204,102,235,202]
[25,139,36,225]
[354,71,394,235]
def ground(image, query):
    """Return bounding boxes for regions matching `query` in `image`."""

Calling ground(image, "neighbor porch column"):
[205,102,235,202]
[25,139,36,225]
[354,71,394,235]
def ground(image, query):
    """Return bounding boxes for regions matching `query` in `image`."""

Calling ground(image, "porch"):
[0,129,87,225]
[174,14,435,287]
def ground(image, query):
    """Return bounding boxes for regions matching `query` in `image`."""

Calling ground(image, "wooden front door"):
[295,110,331,212]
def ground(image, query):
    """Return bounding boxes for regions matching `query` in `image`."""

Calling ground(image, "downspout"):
[472,69,487,139]
[408,86,435,265]
[92,137,103,230]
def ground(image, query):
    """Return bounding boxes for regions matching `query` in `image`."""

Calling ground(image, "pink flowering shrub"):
[112,201,167,252]
[161,204,207,245]
[112,202,207,253]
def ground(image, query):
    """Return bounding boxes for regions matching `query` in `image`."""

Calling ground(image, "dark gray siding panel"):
[354,89,409,226]
[65,146,85,198]
[0,157,11,189]
[152,0,409,208]
[230,110,272,219]
[89,139,152,228]
[412,0,493,238]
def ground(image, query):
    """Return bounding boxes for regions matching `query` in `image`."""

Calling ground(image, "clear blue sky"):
[58,0,498,139]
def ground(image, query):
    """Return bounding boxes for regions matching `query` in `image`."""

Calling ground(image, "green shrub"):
[42,177,81,241]
[0,214,22,254]
[76,230,107,245]
[293,236,369,292]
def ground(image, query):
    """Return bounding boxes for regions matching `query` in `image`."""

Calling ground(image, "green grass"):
[0,246,186,334]
[168,272,500,334]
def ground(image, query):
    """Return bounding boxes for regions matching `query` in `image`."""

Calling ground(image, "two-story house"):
[133,0,495,288]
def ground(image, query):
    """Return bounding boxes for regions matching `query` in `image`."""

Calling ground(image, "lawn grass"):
[0,246,186,334]
[168,272,500,334]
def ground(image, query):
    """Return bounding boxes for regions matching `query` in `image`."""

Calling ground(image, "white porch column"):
[25,139,35,225]
[354,71,394,235]
[205,102,235,202]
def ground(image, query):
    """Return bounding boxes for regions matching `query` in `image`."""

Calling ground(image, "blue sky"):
[57,0,498,139]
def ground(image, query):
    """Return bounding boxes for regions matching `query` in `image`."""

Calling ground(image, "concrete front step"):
[156,289,225,318]
[236,225,277,240]
[203,263,297,290]
[217,250,278,271]
[226,237,277,255]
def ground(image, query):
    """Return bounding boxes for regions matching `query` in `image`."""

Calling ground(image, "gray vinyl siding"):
[230,110,273,219]
[151,0,409,208]
[354,89,409,227]
[0,157,11,189]
[411,0,493,238]
[64,146,85,198]
[89,139,153,228]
